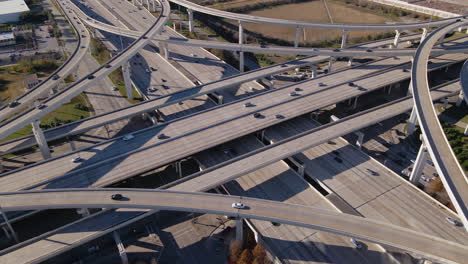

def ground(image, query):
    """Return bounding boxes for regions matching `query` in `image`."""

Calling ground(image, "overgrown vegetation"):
[442,122,468,171]
[229,241,270,264]
[10,58,59,73]
[90,37,143,103]
[2,94,92,142]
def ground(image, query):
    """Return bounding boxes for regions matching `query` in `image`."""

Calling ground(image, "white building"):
[0,32,15,46]
[0,0,30,24]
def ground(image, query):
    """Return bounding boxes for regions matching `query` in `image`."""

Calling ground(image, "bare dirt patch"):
[236,0,400,43]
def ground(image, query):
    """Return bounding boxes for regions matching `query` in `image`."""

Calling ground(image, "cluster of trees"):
[442,122,468,171]
[39,117,75,130]
[10,58,58,73]
[229,241,270,264]
[74,103,89,112]
[225,0,313,13]
[20,9,50,24]
[343,0,435,20]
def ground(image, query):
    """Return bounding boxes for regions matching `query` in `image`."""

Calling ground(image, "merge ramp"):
[0,52,465,194]
[0,83,459,263]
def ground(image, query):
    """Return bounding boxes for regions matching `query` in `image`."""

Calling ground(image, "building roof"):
[0,32,14,41]
[0,0,30,16]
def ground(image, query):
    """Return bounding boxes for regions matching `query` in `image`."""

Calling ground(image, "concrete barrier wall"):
[369,0,460,18]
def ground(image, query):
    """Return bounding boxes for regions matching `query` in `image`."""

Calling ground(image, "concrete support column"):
[187,9,194,33]
[420,28,428,42]
[76,208,90,217]
[294,26,300,48]
[122,62,133,100]
[327,57,334,73]
[239,21,244,73]
[352,96,359,109]
[160,42,169,60]
[348,57,353,66]
[387,85,392,95]
[31,120,51,160]
[113,231,129,264]
[465,125,468,136]
[407,106,418,135]
[442,97,449,110]
[311,65,317,79]
[68,137,76,151]
[0,207,18,243]
[298,164,305,177]
[409,143,428,184]
[341,30,348,49]
[236,218,244,242]
[175,161,182,178]
[393,30,400,48]
[355,131,364,149]
[456,90,464,107]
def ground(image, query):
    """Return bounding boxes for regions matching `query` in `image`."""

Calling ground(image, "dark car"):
[9,100,19,108]
[52,75,60,80]
[111,194,124,200]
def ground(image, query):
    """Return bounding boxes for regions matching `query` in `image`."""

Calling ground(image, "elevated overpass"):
[0,2,90,121]
[0,0,170,141]
[0,189,466,264]
[2,52,467,192]
[411,20,468,230]
[0,82,461,264]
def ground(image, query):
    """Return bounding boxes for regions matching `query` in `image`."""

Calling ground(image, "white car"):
[145,69,150,73]
[71,156,82,163]
[350,238,362,249]
[446,217,461,226]
[123,134,134,141]
[231,202,246,209]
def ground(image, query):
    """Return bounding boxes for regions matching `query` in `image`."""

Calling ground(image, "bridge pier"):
[236,218,244,242]
[409,142,428,184]
[294,26,300,48]
[159,42,169,60]
[113,231,129,264]
[456,90,464,107]
[407,106,418,135]
[32,120,51,160]
[393,30,400,48]
[327,57,334,73]
[239,21,244,72]
[122,62,134,100]
[187,9,194,33]
[68,136,76,151]
[341,30,348,49]
[76,208,90,217]
[420,28,428,42]
[355,131,364,149]
[441,97,449,110]
[175,161,182,178]
[0,207,18,243]
[311,65,317,79]
[352,96,359,109]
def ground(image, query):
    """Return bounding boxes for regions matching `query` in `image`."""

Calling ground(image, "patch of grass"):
[439,103,468,124]
[442,122,468,172]
[1,94,92,142]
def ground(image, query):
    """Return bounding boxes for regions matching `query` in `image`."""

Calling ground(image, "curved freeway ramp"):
[411,20,468,231]
[0,0,170,141]
[73,7,466,57]
[0,189,467,264]
[170,0,464,30]
[0,2,90,121]
[461,59,468,105]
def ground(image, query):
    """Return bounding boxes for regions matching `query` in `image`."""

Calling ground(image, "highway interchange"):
[0,0,467,263]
